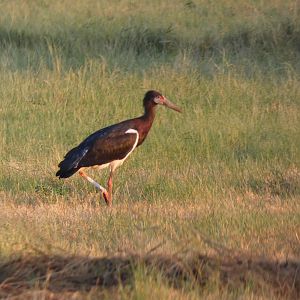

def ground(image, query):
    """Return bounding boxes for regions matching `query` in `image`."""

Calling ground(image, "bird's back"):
[56,119,139,178]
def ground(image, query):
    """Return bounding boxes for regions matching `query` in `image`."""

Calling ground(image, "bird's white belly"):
[90,161,123,171]
[110,158,127,171]
[98,163,110,170]
[87,163,109,171]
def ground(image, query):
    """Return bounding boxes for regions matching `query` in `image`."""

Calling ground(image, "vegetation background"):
[0,0,299,298]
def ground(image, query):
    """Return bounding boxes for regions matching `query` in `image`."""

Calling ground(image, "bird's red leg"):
[105,170,113,207]
[79,170,109,204]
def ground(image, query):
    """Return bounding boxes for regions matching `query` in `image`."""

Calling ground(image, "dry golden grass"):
[1,196,299,268]
[1,0,300,298]
[1,247,299,299]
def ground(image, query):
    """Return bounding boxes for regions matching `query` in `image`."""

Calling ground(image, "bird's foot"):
[102,189,112,207]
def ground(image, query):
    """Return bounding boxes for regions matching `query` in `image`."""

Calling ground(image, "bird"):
[56,90,181,206]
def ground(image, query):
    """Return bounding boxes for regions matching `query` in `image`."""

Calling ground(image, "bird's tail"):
[56,167,79,179]
[56,146,88,179]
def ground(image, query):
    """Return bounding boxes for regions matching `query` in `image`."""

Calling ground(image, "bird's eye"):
[153,96,161,104]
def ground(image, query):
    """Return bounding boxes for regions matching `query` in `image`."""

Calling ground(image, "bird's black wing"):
[56,122,137,178]
[78,129,137,167]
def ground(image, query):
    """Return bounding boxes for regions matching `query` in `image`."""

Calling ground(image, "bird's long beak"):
[163,97,182,113]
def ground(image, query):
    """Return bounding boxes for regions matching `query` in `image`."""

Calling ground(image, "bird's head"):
[143,90,182,113]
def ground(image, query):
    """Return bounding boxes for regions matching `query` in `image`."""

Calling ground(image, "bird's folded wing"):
[78,131,138,167]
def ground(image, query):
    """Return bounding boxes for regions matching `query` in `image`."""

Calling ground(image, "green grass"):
[0,0,300,298]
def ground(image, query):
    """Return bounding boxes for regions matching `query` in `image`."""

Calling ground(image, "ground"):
[0,0,300,299]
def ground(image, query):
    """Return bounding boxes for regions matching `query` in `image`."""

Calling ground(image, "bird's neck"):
[136,105,156,146]
[142,104,156,124]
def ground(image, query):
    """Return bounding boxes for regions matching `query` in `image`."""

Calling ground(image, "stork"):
[56,90,181,206]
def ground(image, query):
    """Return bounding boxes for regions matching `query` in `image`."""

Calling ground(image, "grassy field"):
[0,0,300,298]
